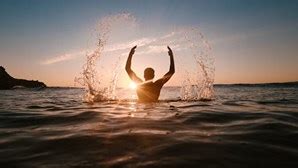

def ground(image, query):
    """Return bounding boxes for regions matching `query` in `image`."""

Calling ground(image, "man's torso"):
[136,80,163,102]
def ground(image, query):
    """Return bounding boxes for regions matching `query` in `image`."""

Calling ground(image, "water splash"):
[179,28,215,100]
[75,13,137,102]
[76,13,214,102]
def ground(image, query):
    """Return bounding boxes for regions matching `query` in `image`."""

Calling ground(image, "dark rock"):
[0,66,46,90]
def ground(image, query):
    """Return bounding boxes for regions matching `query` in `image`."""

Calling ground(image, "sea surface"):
[0,84,298,168]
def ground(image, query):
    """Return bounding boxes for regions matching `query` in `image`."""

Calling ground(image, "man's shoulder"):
[154,79,164,87]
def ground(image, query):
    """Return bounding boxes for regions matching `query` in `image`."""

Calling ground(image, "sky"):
[0,0,298,87]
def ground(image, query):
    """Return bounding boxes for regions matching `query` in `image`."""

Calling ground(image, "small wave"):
[222,101,249,106]
[256,99,298,105]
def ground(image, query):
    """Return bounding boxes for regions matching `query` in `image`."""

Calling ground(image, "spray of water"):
[75,13,137,102]
[180,28,215,100]
[76,13,214,102]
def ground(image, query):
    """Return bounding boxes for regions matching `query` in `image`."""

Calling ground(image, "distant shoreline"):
[214,81,298,87]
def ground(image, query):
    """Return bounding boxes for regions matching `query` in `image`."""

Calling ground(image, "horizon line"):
[47,80,298,88]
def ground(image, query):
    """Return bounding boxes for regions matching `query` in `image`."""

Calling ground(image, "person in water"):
[125,45,175,102]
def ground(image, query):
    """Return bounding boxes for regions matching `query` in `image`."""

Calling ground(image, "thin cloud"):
[41,30,182,65]
[105,37,157,52]
[41,51,85,65]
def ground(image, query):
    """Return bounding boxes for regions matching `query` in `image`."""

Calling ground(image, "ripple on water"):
[0,86,298,167]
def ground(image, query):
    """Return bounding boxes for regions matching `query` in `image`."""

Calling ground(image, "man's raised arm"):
[125,46,143,83]
[158,46,175,85]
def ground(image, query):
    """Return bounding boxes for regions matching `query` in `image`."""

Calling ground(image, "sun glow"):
[129,82,137,90]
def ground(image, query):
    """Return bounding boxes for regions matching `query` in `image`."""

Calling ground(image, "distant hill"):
[0,66,46,90]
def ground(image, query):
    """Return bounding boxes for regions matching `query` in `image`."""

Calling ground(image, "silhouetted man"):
[125,45,175,102]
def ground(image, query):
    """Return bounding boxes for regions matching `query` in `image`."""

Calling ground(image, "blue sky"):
[0,0,298,86]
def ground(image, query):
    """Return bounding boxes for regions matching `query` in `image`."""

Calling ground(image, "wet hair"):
[144,67,155,80]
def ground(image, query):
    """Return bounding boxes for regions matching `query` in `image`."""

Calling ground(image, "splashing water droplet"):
[179,28,215,100]
[75,13,137,102]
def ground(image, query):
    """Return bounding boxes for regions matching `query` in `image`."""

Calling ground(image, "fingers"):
[167,46,173,56]
[129,46,137,55]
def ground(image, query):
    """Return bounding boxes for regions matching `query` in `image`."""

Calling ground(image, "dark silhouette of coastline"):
[0,66,46,90]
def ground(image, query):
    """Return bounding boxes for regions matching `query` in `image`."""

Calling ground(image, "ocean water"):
[0,85,298,168]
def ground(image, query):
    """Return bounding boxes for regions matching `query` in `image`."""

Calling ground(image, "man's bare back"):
[125,46,175,102]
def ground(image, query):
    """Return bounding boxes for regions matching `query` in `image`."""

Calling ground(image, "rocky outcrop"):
[0,66,46,90]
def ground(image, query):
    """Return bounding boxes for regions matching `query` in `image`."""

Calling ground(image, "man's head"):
[144,67,155,81]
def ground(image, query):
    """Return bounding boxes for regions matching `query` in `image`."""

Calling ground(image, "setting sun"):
[129,82,137,90]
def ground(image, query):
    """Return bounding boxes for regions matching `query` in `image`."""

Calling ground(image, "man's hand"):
[167,46,173,57]
[129,45,137,56]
